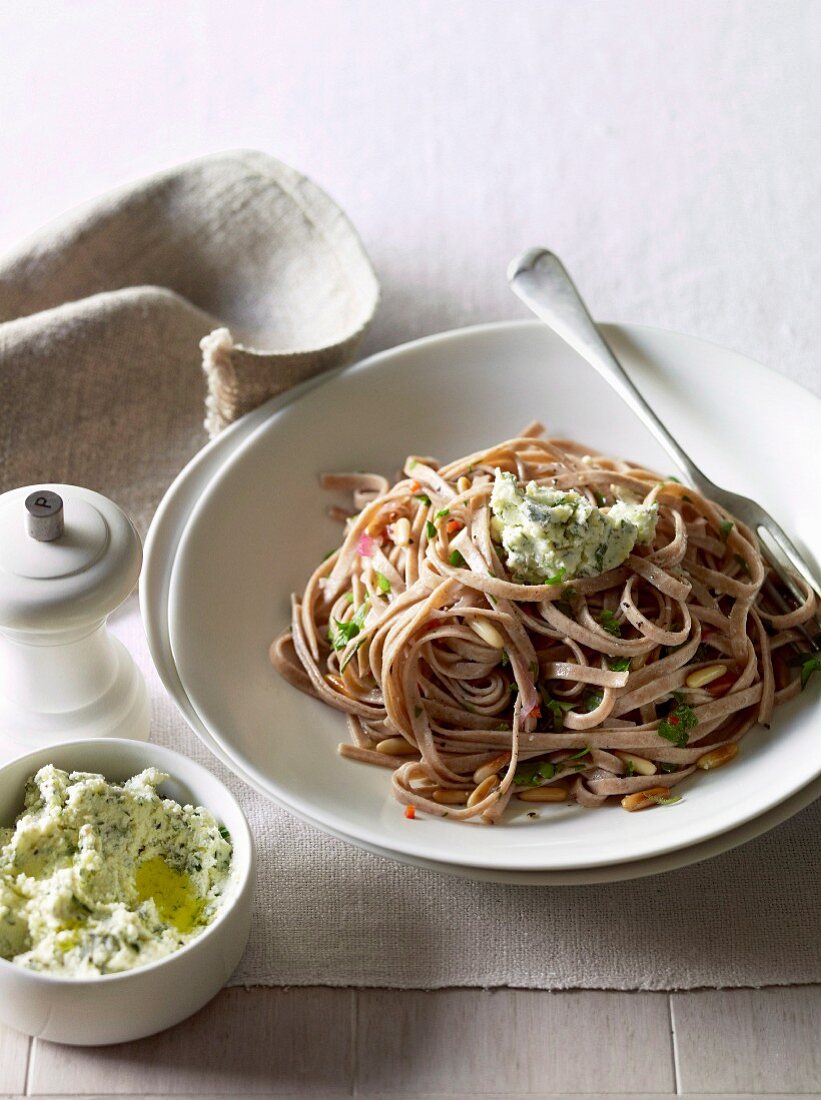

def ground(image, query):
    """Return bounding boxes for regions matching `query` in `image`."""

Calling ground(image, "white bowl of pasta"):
[165,321,821,872]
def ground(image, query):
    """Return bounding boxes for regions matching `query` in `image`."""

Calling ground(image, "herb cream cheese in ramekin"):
[0,765,233,977]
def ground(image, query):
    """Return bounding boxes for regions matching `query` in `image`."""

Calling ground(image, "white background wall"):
[2,0,818,388]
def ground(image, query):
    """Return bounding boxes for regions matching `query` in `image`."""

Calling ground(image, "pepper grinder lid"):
[0,485,141,631]
[0,484,150,760]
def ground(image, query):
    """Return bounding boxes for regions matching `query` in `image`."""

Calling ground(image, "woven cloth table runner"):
[2,153,819,990]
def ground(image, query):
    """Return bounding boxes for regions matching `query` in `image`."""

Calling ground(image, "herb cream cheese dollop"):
[490,470,658,583]
[0,766,233,977]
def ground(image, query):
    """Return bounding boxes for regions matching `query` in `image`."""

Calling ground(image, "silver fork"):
[508,247,820,648]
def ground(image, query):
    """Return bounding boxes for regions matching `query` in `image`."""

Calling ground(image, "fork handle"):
[508,248,715,495]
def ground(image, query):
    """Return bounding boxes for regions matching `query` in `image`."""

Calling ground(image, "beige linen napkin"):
[0,150,378,529]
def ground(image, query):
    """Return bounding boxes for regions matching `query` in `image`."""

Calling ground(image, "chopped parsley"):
[538,689,575,730]
[513,760,556,787]
[659,762,679,773]
[657,699,698,747]
[623,759,636,778]
[594,491,607,507]
[328,600,369,651]
[449,549,466,567]
[607,656,631,671]
[218,826,231,841]
[786,650,821,690]
[584,690,603,711]
[598,609,622,637]
[375,571,391,594]
[344,591,355,604]
[435,508,450,519]
[544,566,567,585]
[543,699,569,729]
[800,656,821,690]
[647,792,682,806]
[329,620,359,649]
[561,746,591,764]
[719,520,734,541]
[414,492,432,506]
[500,650,510,667]
[425,521,436,540]
[414,705,423,718]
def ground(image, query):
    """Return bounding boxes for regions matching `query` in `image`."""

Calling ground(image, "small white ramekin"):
[0,738,255,1045]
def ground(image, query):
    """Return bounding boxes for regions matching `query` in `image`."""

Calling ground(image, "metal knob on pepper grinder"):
[0,484,150,763]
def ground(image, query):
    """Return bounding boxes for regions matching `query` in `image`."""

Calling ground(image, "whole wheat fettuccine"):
[270,429,817,822]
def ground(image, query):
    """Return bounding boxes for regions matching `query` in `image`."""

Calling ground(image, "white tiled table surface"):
[1,1,819,1095]
[2,987,820,1096]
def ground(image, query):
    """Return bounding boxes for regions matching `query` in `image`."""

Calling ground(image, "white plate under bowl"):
[164,321,821,873]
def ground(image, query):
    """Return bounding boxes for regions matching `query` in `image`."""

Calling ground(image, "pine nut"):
[614,751,657,776]
[467,774,499,806]
[621,786,674,812]
[432,788,469,805]
[473,753,511,785]
[685,664,728,689]
[375,737,416,756]
[393,517,411,546]
[412,785,438,799]
[457,475,470,493]
[696,743,739,770]
[517,786,568,802]
[468,617,505,650]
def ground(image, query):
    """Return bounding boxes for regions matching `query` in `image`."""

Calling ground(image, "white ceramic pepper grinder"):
[0,484,150,763]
